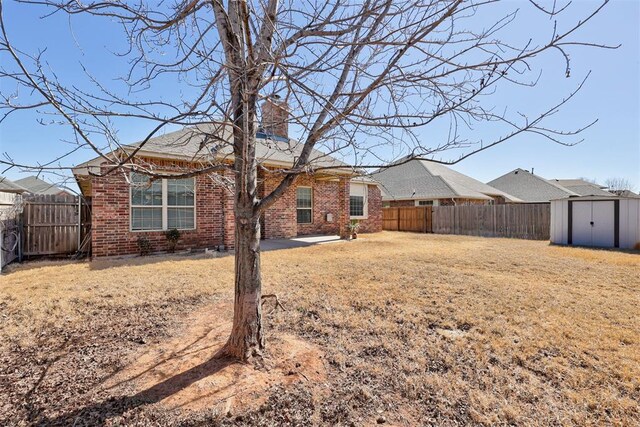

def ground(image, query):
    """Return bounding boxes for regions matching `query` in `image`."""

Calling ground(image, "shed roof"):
[373,159,521,202]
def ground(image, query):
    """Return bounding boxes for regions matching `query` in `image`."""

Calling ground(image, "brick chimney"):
[261,95,289,139]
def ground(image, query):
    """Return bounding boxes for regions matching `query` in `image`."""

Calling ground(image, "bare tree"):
[605,177,636,195]
[0,0,615,361]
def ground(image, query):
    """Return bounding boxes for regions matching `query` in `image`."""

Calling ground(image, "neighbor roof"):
[0,176,27,194]
[488,169,578,203]
[549,179,614,197]
[14,176,66,195]
[372,159,521,202]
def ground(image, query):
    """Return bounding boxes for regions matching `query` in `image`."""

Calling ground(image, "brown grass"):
[1,232,639,426]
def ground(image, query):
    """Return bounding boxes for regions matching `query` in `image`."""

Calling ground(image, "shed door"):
[572,202,593,246]
[572,201,615,247]
[591,201,615,247]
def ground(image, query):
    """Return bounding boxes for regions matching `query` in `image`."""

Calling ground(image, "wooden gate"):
[22,194,91,257]
[382,206,432,233]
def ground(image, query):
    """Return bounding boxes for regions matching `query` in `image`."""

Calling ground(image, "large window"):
[131,173,195,231]
[349,182,368,219]
[296,187,312,224]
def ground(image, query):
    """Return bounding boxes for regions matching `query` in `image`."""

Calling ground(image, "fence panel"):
[382,207,399,231]
[383,204,550,240]
[383,207,432,233]
[22,194,90,257]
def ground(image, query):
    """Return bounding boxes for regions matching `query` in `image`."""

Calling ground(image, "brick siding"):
[90,160,382,257]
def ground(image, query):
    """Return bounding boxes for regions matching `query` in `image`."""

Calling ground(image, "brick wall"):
[357,184,383,233]
[90,160,383,257]
[388,199,416,207]
[91,163,225,258]
[260,173,347,238]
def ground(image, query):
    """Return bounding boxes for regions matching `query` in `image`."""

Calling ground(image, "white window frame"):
[349,183,368,219]
[130,173,197,232]
[296,186,313,224]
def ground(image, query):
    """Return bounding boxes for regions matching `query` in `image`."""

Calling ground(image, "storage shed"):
[550,196,640,249]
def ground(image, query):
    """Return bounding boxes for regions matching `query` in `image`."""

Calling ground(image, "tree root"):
[261,293,287,314]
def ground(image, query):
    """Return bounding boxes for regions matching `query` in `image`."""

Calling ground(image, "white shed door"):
[572,202,593,246]
[572,201,615,247]
[591,201,615,247]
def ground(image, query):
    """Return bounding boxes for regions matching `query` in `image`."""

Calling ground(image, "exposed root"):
[261,293,287,314]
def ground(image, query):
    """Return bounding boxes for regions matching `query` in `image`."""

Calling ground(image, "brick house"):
[72,104,382,257]
[372,158,521,207]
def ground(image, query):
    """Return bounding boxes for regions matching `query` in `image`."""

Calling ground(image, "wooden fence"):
[22,194,91,257]
[382,203,550,240]
[382,206,432,233]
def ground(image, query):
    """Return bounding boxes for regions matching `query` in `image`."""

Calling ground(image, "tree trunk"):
[223,203,264,361]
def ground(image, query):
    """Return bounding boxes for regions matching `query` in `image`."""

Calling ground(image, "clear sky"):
[0,0,638,191]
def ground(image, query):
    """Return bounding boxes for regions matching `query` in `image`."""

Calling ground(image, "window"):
[350,195,364,217]
[349,182,368,219]
[415,200,438,207]
[131,173,196,231]
[296,187,312,224]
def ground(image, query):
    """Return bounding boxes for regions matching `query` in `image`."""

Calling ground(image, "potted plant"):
[165,228,181,253]
[348,220,360,240]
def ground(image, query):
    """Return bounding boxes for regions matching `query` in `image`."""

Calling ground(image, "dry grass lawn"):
[1,232,639,426]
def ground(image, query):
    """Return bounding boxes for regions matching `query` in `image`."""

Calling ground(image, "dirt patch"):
[103,303,326,417]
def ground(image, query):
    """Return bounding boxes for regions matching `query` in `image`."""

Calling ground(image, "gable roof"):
[74,124,351,176]
[548,179,614,197]
[0,176,27,194]
[488,169,578,203]
[372,159,521,202]
[14,176,68,196]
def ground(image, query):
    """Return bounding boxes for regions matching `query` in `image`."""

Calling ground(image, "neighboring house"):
[549,179,614,197]
[615,189,640,198]
[14,175,72,196]
[372,158,521,207]
[488,169,580,203]
[72,99,382,258]
[0,176,27,219]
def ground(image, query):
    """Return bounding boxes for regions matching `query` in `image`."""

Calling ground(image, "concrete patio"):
[261,235,344,251]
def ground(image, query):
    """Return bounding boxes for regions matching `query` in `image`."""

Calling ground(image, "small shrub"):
[137,236,152,256]
[165,228,181,253]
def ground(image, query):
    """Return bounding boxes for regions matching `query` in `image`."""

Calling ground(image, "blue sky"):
[0,0,638,191]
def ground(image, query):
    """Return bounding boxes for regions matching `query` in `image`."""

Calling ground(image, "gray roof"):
[119,123,350,171]
[488,169,578,203]
[0,176,27,194]
[551,179,606,189]
[549,179,614,197]
[616,190,640,198]
[372,159,521,202]
[13,176,66,195]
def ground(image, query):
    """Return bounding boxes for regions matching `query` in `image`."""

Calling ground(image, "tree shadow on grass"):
[40,349,237,426]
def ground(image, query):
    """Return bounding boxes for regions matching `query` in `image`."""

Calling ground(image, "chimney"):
[261,95,289,139]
